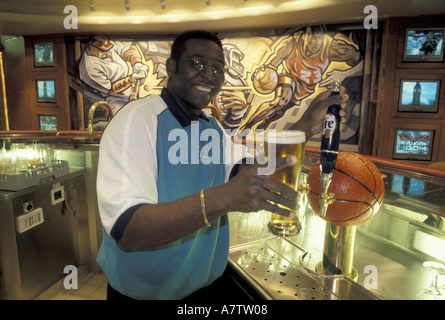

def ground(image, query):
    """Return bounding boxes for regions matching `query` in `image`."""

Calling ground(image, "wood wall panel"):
[24,34,69,130]
[374,15,445,165]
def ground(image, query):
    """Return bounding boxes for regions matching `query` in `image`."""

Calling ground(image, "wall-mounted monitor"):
[33,42,55,67]
[403,28,445,62]
[39,115,58,130]
[393,128,434,161]
[398,79,440,112]
[36,79,56,103]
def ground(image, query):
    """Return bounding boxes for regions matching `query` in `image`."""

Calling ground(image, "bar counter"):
[1,131,444,300]
[227,148,445,300]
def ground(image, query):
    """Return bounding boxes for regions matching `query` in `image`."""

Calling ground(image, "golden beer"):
[265,130,306,236]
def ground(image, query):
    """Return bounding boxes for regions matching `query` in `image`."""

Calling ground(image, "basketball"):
[307,152,385,227]
[252,65,279,94]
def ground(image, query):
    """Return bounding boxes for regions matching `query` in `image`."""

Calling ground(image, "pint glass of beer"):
[264,130,306,236]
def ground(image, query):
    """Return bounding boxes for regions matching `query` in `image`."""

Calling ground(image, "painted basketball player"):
[241,26,362,131]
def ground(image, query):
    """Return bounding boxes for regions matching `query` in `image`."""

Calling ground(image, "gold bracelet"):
[200,189,211,227]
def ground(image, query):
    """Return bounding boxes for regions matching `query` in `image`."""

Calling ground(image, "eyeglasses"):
[187,58,225,75]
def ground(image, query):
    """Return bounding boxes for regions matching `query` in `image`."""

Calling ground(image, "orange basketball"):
[307,152,385,227]
[252,65,279,94]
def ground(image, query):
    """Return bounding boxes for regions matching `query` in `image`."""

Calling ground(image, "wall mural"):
[78,25,366,144]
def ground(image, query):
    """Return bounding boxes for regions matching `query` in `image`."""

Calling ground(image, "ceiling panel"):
[0,0,444,36]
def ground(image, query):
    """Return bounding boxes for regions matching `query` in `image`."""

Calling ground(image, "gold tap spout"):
[88,101,113,139]
[319,173,335,218]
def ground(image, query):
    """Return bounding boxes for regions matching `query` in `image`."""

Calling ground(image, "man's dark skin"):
[119,37,348,250]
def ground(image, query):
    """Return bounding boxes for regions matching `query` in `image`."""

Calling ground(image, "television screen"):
[398,80,440,112]
[39,115,58,130]
[393,129,434,161]
[34,42,54,67]
[403,28,445,62]
[36,79,56,103]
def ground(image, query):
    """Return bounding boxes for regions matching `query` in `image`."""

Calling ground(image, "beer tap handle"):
[319,80,342,217]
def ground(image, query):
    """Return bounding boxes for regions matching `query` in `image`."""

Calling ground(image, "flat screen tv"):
[403,28,445,62]
[39,115,58,130]
[393,128,434,161]
[36,79,56,103]
[398,79,440,112]
[33,42,54,67]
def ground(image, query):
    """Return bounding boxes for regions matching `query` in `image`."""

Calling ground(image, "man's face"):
[305,32,324,57]
[167,38,225,114]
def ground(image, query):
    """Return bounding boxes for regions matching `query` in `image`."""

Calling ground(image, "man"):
[96,30,347,300]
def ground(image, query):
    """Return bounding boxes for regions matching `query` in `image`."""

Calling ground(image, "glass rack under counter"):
[0,132,102,299]
[0,131,100,189]
[228,149,445,300]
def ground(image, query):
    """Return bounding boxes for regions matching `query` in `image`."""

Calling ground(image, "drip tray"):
[229,245,338,300]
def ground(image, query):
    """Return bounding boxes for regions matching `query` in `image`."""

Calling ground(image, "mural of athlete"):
[208,43,252,132]
[241,26,362,130]
[79,35,149,114]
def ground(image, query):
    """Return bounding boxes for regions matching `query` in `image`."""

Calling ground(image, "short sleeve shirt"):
[96,88,245,299]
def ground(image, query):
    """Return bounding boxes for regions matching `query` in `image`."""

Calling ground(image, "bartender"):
[96,30,348,300]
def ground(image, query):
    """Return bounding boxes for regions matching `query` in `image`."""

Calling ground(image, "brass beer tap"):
[319,80,342,217]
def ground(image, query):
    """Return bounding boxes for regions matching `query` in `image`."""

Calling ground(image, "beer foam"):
[265,130,306,144]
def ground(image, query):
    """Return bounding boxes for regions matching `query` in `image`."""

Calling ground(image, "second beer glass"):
[265,130,306,236]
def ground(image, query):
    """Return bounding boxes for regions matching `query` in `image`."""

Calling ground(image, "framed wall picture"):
[398,79,440,112]
[392,128,435,161]
[33,42,55,67]
[38,115,58,130]
[36,79,56,103]
[403,28,445,62]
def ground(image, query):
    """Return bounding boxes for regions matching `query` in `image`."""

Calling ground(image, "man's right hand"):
[222,156,299,218]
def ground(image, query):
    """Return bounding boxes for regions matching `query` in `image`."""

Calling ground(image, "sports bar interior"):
[1,0,445,301]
